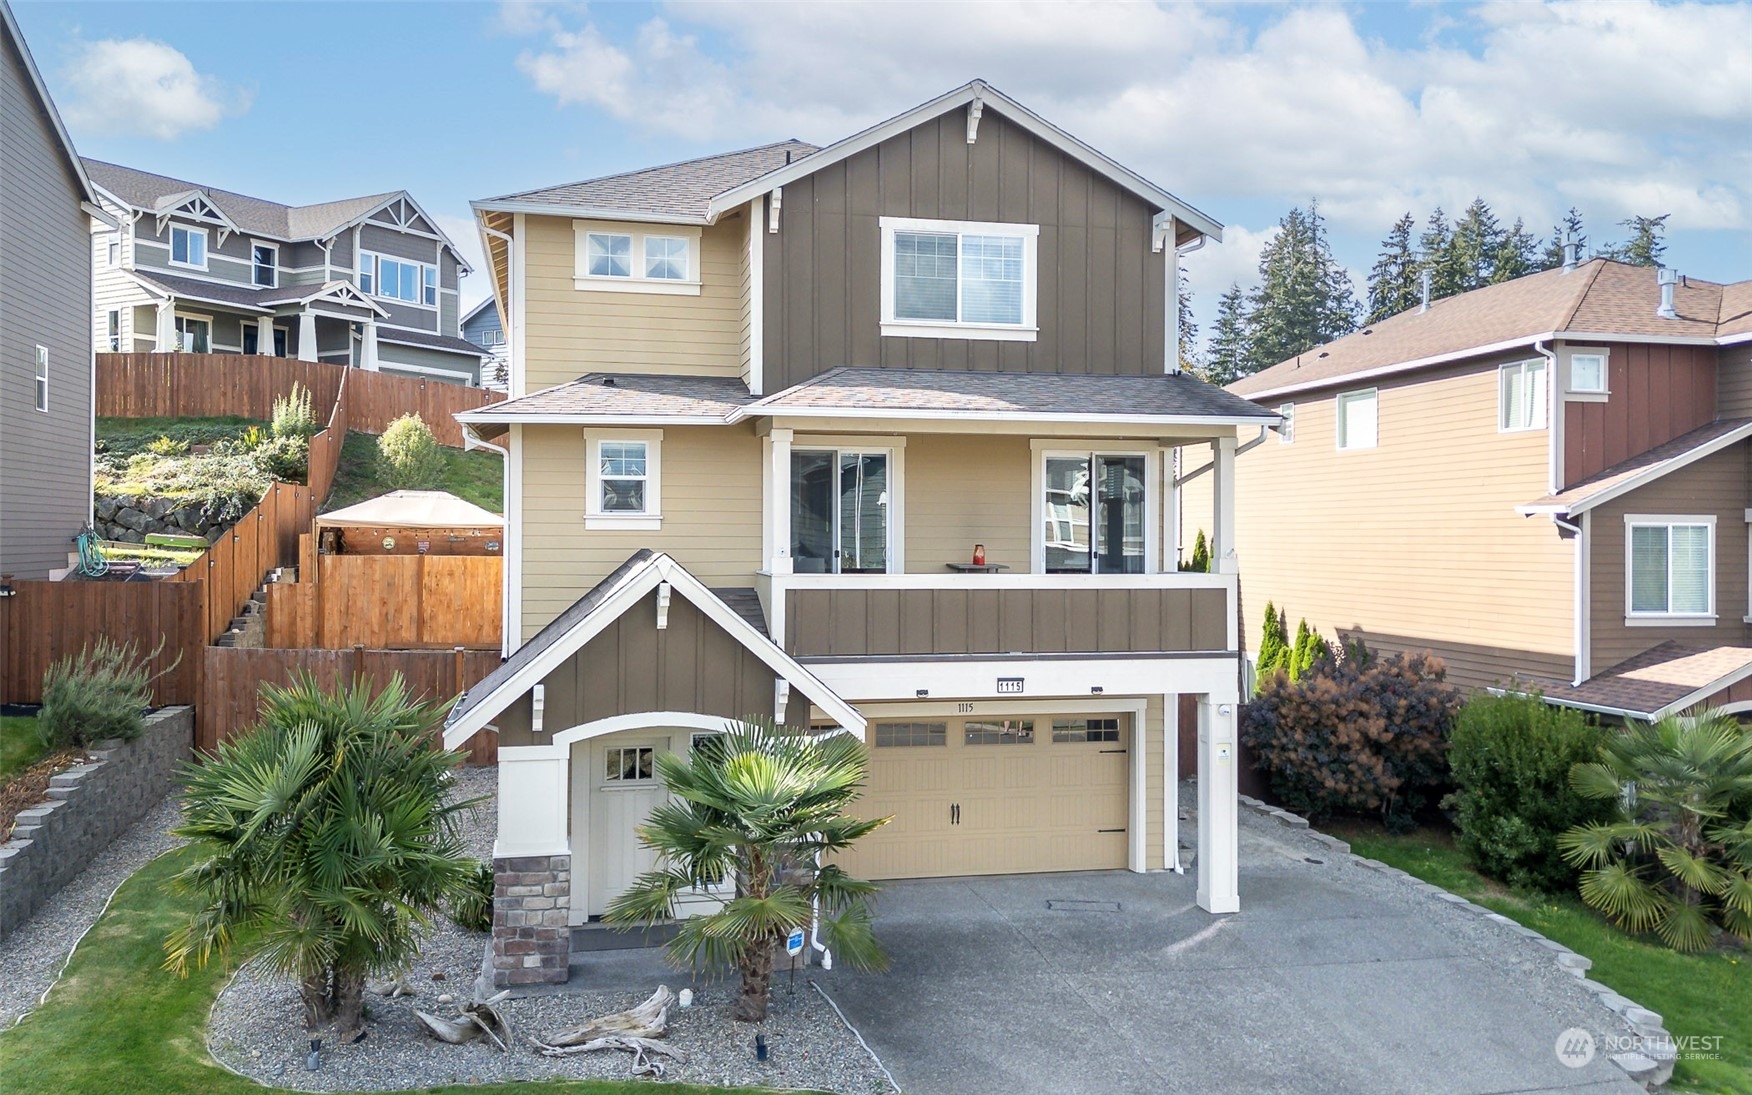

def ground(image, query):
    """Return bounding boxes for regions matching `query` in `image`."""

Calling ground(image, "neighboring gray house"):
[1,2,110,579]
[461,297,507,390]
[85,160,488,386]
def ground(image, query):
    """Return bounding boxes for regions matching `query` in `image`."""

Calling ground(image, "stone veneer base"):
[490,854,571,987]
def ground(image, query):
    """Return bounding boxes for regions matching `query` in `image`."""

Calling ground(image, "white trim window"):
[879,216,1039,341]
[169,225,207,269]
[1499,359,1548,432]
[1033,445,1154,574]
[1568,349,1608,395]
[106,310,121,352]
[34,345,48,412]
[106,239,118,267]
[251,242,278,288]
[573,223,702,295]
[174,313,212,353]
[357,250,375,294]
[423,264,438,306]
[585,430,662,530]
[1625,516,1715,623]
[789,446,897,575]
[1277,403,1295,444]
[1335,388,1378,450]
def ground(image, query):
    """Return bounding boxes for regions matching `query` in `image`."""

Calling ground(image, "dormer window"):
[170,225,207,269]
[1567,349,1609,396]
[880,217,1038,342]
[574,223,701,295]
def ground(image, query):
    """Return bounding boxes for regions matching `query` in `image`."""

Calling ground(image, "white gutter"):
[461,423,508,457]
[470,198,708,226]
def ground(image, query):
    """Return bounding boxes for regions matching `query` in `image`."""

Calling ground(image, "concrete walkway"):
[820,800,1644,1095]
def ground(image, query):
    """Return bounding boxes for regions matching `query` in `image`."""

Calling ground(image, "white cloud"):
[60,38,249,140]
[1182,225,1276,300]
[505,0,1752,234]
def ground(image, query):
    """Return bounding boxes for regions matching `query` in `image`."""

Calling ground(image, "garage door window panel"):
[964,719,1034,745]
[874,721,946,747]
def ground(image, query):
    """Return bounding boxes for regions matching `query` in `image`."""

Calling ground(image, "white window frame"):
[357,250,376,294]
[106,239,118,267]
[585,429,663,530]
[1566,347,1610,399]
[1623,514,1716,625]
[106,310,121,352]
[600,743,660,788]
[1335,388,1378,451]
[879,216,1039,342]
[573,222,702,296]
[250,240,278,288]
[423,263,438,306]
[1028,441,1159,575]
[1277,403,1295,444]
[643,235,691,282]
[173,311,213,354]
[169,224,208,270]
[34,345,48,412]
[787,437,904,575]
[1498,359,1548,433]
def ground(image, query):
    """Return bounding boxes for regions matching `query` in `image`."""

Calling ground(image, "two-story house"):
[1,2,112,579]
[1193,257,1751,722]
[84,160,489,385]
[443,81,1276,987]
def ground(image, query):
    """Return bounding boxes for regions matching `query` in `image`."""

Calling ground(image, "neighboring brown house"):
[1190,257,1751,721]
[446,81,1278,986]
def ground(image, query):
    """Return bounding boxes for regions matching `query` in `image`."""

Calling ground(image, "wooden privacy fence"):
[169,482,314,643]
[265,553,501,650]
[201,646,500,764]
[96,354,502,448]
[0,580,204,705]
[307,368,350,502]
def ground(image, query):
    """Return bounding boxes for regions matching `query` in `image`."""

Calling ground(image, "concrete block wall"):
[0,706,193,938]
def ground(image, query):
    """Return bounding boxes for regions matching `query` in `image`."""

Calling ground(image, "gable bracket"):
[769,188,782,234]
[656,582,672,630]
[1151,212,1173,254]
[966,95,985,144]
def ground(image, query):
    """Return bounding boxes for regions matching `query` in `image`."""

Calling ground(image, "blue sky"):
[15,1,1750,341]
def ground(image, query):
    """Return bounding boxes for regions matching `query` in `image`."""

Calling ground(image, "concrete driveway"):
[821,800,1643,1095]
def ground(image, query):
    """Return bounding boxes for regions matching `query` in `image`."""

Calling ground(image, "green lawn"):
[1331,823,1751,1094]
[0,715,47,783]
[327,430,503,514]
[0,848,744,1095]
[96,416,265,459]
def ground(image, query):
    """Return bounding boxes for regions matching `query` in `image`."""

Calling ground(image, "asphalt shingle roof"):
[1527,642,1752,719]
[755,367,1278,420]
[375,328,491,358]
[84,158,398,242]
[465,373,758,420]
[488,140,820,220]
[1520,418,1752,514]
[132,271,274,311]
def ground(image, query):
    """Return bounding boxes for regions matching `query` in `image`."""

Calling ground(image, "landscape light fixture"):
[306,1038,321,1071]
[755,1034,769,1062]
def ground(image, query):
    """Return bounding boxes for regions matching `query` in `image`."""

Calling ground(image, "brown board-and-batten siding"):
[1563,342,1718,488]
[494,591,804,747]
[762,107,1164,389]
[784,586,1229,658]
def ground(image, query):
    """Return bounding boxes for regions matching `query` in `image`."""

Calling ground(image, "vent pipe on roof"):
[1419,267,1432,313]
[1656,266,1679,319]
[1561,230,1579,273]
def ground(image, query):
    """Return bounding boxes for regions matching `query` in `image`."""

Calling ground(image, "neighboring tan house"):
[1189,257,1752,722]
[447,81,1275,986]
[462,297,508,390]
[84,160,489,385]
[0,2,112,579]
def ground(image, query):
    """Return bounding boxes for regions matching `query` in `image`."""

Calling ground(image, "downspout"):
[1166,234,1207,375]
[480,222,518,397]
[811,845,832,970]
[1535,339,1560,495]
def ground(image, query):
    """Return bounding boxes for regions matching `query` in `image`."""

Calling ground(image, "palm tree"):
[165,674,480,1040]
[1558,710,1752,951]
[604,719,890,1021]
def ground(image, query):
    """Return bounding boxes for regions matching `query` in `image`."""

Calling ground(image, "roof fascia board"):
[1237,334,1548,401]
[455,411,733,426]
[129,273,273,315]
[1532,421,1752,517]
[348,192,474,274]
[1654,660,1752,720]
[471,198,709,226]
[2,3,102,207]
[703,81,1223,240]
[729,405,1278,427]
[1555,330,1722,348]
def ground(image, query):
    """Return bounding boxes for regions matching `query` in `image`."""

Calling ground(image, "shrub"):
[251,433,308,481]
[1559,710,1752,951]
[271,381,318,439]
[1254,602,1290,690]
[449,860,495,933]
[1185,530,1211,573]
[1241,646,1460,829]
[38,638,166,750]
[146,435,188,457]
[1290,621,1334,679]
[375,413,446,490]
[1443,690,1611,892]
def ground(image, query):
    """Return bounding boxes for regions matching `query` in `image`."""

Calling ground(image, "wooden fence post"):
[351,643,365,687]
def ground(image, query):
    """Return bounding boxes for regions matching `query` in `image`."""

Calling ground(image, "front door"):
[582,736,669,920]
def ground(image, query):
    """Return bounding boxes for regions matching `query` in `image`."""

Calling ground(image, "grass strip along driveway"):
[0,848,747,1095]
[1337,825,1751,1095]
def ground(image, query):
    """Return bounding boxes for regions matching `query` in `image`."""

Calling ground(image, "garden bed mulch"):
[0,750,89,841]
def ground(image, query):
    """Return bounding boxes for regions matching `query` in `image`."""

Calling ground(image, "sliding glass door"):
[1042,453,1145,574]
[791,451,889,574]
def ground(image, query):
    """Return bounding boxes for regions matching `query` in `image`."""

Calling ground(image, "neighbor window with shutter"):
[1335,389,1378,450]
[1499,360,1548,431]
[1626,517,1714,621]
[880,217,1038,341]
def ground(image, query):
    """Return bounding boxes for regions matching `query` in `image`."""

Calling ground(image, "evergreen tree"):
[1186,529,1211,573]
[1246,201,1358,373]
[1450,199,1505,291]
[1366,212,1420,323]
[1177,267,1200,373]
[1201,284,1252,387]
[1417,208,1464,300]
[1289,619,1313,679]
[1492,218,1541,283]
[1254,602,1289,690]
[1540,207,1587,270]
[1605,214,1670,267]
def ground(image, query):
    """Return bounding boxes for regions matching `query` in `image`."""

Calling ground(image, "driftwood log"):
[539,985,673,1046]
[414,990,514,1051]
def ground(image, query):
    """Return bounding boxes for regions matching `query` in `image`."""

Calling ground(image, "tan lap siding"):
[1589,440,1752,671]
[1187,357,1575,688]
[520,424,764,639]
[1144,694,1165,870]
[902,434,1032,572]
[521,213,746,392]
[1721,345,1752,419]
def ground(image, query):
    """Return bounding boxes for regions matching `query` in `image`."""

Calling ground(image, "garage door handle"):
[1099,749,1127,754]
[950,803,960,825]
[1097,828,1126,833]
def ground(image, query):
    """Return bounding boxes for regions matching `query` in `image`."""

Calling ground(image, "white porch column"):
[1211,435,1238,574]
[1196,697,1240,913]
[360,318,380,371]
[494,748,570,859]
[254,316,276,358]
[153,300,176,352]
[296,310,318,362]
[765,427,794,575]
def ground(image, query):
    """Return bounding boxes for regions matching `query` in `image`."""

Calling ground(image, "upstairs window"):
[575,224,701,294]
[34,346,48,411]
[360,252,433,305]
[587,233,632,277]
[1336,389,1378,450]
[169,225,207,269]
[585,430,662,529]
[1499,360,1547,431]
[251,243,277,287]
[423,264,438,306]
[880,217,1038,341]
[644,236,690,280]
[1627,518,1714,620]
[1569,351,1608,395]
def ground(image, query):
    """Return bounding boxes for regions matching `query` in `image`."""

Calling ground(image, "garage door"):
[837,714,1129,880]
